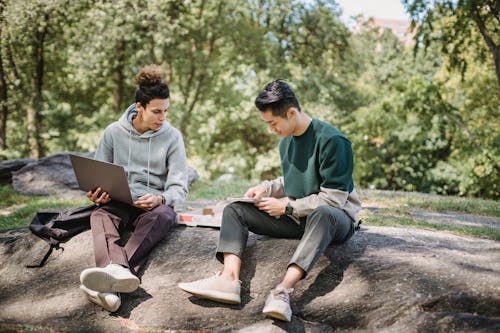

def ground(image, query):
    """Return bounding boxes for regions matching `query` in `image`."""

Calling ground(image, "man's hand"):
[134,193,162,211]
[87,187,111,205]
[254,197,288,217]
[244,185,267,199]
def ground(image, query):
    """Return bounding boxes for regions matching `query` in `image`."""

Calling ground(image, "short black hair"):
[254,79,301,118]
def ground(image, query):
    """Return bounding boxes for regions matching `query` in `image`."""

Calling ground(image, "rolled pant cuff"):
[287,260,311,279]
[215,246,243,264]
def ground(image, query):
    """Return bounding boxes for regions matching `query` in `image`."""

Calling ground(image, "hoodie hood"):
[94,103,189,205]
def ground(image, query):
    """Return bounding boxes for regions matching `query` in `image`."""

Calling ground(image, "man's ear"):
[136,102,144,112]
[287,107,297,119]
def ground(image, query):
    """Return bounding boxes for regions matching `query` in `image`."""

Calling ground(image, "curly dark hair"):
[134,64,169,107]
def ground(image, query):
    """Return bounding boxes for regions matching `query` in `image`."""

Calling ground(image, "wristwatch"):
[285,201,294,215]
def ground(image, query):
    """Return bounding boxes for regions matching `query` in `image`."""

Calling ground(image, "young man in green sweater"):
[179,79,362,322]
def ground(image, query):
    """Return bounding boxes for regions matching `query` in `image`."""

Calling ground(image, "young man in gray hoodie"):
[79,65,188,312]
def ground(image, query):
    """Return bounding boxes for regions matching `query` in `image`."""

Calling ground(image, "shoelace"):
[196,271,222,282]
[272,287,294,303]
[200,272,241,284]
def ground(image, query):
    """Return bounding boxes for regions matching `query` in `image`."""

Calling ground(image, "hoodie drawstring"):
[147,137,151,189]
[127,130,132,179]
[127,131,152,191]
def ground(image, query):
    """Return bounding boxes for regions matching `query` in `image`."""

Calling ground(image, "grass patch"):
[0,180,253,231]
[0,185,87,231]
[186,179,252,201]
[359,189,500,217]
[404,197,500,217]
[1,182,498,241]
[362,211,500,241]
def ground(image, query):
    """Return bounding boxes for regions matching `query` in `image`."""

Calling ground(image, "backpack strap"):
[26,242,64,268]
[354,219,362,231]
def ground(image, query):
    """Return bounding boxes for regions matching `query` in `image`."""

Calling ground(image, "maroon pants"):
[90,202,176,275]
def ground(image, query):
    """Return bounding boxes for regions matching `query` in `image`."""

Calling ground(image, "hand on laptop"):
[133,193,163,211]
[87,187,111,206]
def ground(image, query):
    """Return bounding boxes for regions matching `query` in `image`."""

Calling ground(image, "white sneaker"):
[80,285,121,312]
[80,264,140,293]
[262,287,294,322]
[178,272,241,304]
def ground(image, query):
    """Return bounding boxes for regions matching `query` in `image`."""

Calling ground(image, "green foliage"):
[0,0,498,199]
[402,0,500,87]
[0,185,87,231]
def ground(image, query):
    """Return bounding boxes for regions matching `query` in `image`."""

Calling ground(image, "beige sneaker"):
[80,264,140,293]
[262,287,294,322]
[80,285,121,312]
[178,272,241,304]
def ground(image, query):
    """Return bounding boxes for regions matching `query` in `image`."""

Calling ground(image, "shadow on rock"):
[114,287,153,318]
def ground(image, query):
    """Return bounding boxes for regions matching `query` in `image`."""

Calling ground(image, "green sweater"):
[279,118,355,198]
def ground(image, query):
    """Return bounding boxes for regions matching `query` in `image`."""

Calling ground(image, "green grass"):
[358,189,500,217]
[185,179,252,201]
[0,180,252,231]
[404,197,500,217]
[363,211,500,241]
[1,182,498,240]
[0,185,87,231]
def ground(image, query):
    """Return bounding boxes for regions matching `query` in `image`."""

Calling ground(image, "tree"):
[0,0,8,149]
[403,0,500,89]
[1,0,81,158]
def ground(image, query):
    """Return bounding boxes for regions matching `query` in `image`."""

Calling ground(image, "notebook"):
[69,154,133,205]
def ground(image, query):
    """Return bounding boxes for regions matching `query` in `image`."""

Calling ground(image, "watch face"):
[285,204,293,215]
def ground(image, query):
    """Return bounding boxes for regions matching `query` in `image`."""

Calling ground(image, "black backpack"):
[27,204,96,268]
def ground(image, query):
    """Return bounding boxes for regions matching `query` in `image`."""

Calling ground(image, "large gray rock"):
[0,225,498,332]
[12,152,92,198]
[10,152,199,198]
[0,158,35,185]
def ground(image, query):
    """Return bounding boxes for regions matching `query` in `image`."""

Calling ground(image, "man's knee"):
[222,202,252,221]
[309,205,338,220]
[91,207,107,218]
[307,205,346,228]
[146,205,177,229]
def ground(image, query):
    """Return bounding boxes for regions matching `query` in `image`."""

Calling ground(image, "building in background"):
[352,17,417,48]
[371,18,416,47]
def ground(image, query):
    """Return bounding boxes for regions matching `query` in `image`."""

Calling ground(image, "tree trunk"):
[0,50,7,150]
[470,2,500,89]
[0,0,7,149]
[112,39,125,114]
[26,104,39,159]
[27,13,48,159]
[494,47,500,90]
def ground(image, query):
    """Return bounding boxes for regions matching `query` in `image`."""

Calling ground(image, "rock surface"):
[1,222,499,332]
[0,158,35,185]
[12,152,92,198]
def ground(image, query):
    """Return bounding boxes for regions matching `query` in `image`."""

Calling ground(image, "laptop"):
[69,154,133,205]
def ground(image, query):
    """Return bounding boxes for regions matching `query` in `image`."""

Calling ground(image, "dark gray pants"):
[216,203,355,275]
[90,202,176,275]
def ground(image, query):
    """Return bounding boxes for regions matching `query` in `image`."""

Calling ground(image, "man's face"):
[260,109,295,137]
[137,98,169,131]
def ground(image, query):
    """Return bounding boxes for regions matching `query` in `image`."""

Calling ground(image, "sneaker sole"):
[262,307,292,322]
[80,286,120,312]
[178,283,241,304]
[81,269,139,293]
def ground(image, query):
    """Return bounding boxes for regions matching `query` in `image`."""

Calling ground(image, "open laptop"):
[69,154,133,205]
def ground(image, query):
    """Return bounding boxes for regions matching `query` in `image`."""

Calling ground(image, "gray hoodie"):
[95,104,188,206]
